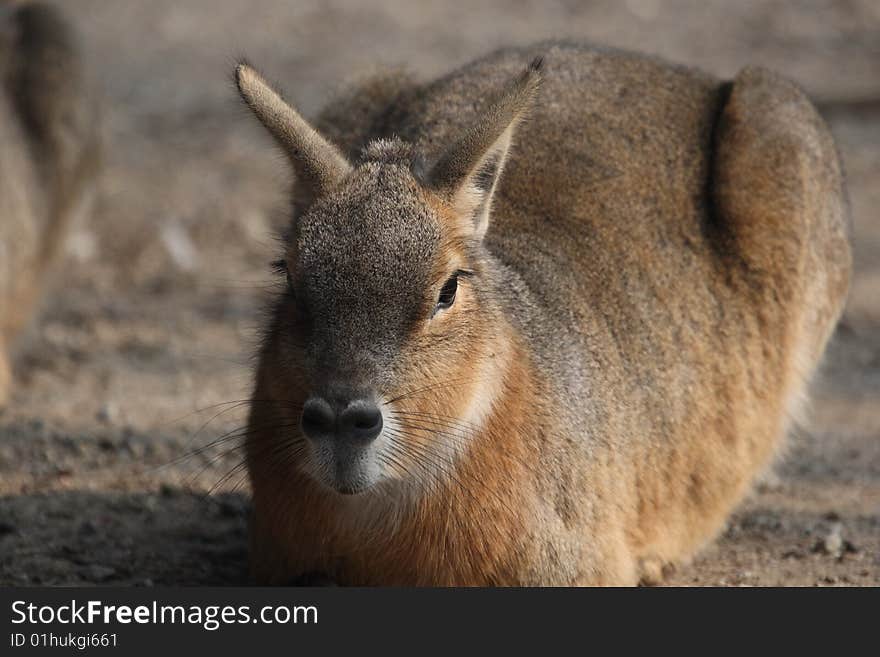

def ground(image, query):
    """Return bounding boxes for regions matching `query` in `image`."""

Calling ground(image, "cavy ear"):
[424,57,543,239]
[235,62,351,204]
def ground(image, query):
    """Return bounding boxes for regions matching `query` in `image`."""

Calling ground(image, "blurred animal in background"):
[0,1,99,404]
[236,40,851,585]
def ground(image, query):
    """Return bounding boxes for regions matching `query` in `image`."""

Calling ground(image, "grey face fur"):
[290,160,442,390]
[275,155,450,493]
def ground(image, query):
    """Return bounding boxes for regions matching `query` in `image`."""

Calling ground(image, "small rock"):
[159,483,177,498]
[161,221,200,272]
[78,520,98,536]
[755,469,783,493]
[97,437,116,452]
[813,522,844,558]
[216,498,242,518]
[96,403,118,424]
[80,564,116,582]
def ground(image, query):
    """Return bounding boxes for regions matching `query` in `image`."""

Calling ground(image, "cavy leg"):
[637,556,676,586]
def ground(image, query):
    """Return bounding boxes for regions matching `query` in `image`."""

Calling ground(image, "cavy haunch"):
[235,42,851,585]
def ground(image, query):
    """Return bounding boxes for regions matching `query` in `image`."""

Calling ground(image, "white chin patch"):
[303,435,387,495]
[375,344,509,490]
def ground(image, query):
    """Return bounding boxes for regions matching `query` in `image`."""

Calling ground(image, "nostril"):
[339,401,383,444]
[301,397,335,438]
[354,415,377,430]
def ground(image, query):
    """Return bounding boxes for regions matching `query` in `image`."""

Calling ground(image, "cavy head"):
[236,59,541,495]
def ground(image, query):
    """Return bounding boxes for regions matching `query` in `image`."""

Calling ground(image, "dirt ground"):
[0,0,878,586]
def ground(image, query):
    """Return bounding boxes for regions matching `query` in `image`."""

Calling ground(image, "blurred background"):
[0,0,877,585]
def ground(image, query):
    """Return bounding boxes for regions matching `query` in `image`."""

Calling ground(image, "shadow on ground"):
[1,486,875,586]
[0,490,249,586]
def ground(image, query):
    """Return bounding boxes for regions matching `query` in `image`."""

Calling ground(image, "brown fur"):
[238,42,851,585]
[0,2,99,403]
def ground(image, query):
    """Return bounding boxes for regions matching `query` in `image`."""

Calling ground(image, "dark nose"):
[300,397,335,438]
[301,396,383,445]
[339,400,383,443]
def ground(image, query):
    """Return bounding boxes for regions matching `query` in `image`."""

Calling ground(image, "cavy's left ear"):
[423,57,543,239]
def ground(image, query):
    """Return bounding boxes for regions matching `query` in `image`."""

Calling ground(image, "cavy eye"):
[272,259,295,294]
[432,273,459,317]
